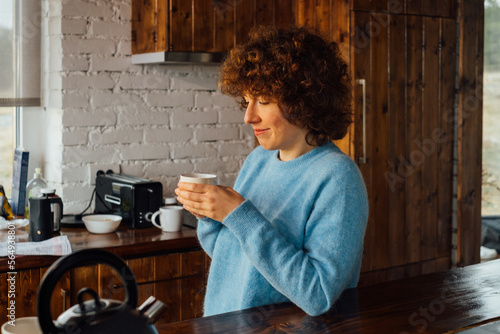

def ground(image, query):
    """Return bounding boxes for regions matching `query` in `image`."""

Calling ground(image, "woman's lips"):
[254,129,269,136]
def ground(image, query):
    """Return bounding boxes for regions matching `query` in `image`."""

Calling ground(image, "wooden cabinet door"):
[351,11,456,285]
[351,0,457,18]
[132,0,295,54]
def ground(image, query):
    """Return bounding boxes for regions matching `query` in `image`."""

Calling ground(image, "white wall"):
[37,0,253,214]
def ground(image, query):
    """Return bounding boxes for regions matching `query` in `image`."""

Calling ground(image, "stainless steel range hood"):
[131,51,226,65]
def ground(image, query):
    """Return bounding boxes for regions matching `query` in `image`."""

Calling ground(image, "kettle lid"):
[55,288,125,329]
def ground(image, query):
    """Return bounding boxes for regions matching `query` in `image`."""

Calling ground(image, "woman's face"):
[243,95,313,161]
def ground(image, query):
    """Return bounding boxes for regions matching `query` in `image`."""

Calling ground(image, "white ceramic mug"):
[1,317,42,334]
[180,173,218,185]
[151,206,184,232]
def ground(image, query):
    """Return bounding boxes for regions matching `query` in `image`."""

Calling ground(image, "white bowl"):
[82,214,122,234]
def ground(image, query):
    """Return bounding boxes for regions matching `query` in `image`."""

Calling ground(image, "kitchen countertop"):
[0,222,200,272]
[155,259,500,334]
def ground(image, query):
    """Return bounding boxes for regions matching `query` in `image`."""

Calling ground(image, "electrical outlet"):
[88,164,120,185]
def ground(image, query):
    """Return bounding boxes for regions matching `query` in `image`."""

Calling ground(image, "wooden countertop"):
[155,259,500,334]
[0,223,200,271]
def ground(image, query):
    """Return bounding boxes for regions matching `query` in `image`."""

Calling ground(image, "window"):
[0,0,15,195]
[0,0,41,197]
[482,0,500,216]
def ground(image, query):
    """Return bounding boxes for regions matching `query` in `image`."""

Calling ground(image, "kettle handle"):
[37,249,138,334]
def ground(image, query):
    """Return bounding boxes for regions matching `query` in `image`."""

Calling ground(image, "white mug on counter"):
[151,206,184,232]
[180,173,218,185]
[1,317,42,334]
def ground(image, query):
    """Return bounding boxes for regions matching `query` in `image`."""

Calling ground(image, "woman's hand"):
[175,182,245,222]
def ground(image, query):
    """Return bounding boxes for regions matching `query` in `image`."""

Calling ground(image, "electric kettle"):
[37,249,167,334]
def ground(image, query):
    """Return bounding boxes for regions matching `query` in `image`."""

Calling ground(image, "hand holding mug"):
[175,173,245,222]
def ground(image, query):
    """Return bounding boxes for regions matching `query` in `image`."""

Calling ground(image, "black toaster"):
[94,172,163,229]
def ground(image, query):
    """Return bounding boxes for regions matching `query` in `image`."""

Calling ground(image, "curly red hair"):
[219,25,352,145]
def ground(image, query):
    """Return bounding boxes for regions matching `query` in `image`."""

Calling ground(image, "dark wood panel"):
[155,253,181,281]
[456,0,483,266]
[170,0,193,51]
[193,0,214,51]
[331,0,350,57]
[388,14,406,268]
[138,282,155,308]
[0,272,8,321]
[351,0,370,11]
[421,16,440,261]
[314,0,331,33]
[351,11,373,273]
[155,279,182,324]
[157,0,168,52]
[131,0,157,53]
[405,15,423,265]
[234,0,255,45]
[40,267,71,319]
[180,276,205,320]
[405,0,421,15]
[437,18,456,260]
[17,269,40,317]
[332,0,351,157]
[274,0,295,28]
[296,0,314,26]
[71,265,98,306]
[181,251,205,276]
[214,0,235,52]
[256,0,274,27]
[369,12,389,271]
[422,0,438,17]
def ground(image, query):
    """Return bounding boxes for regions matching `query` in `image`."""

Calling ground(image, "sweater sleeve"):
[221,168,368,316]
[197,218,223,258]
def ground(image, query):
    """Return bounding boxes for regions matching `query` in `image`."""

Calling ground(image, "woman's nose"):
[244,102,260,124]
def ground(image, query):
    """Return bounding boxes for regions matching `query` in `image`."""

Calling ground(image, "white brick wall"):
[42,0,252,213]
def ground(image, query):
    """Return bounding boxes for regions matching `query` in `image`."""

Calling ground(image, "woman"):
[175,25,368,317]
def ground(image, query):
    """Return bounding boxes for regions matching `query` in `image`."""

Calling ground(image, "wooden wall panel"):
[456,0,483,266]
[0,273,8,321]
[70,265,98,306]
[351,11,373,273]
[16,269,40,317]
[405,15,423,265]
[314,0,331,33]
[274,0,295,28]
[369,12,390,271]
[296,0,314,26]
[214,0,235,52]
[131,0,157,53]
[388,14,406,268]
[235,0,256,45]
[194,0,214,51]
[40,267,71,319]
[437,19,456,263]
[157,0,168,52]
[170,0,193,51]
[421,17,440,261]
[256,0,275,27]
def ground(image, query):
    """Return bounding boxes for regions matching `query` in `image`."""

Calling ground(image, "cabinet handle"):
[61,288,68,311]
[356,79,367,164]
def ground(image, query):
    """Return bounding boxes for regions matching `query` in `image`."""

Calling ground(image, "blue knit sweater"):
[197,142,369,317]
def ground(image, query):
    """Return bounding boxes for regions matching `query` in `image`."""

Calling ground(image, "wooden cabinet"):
[132,0,295,54]
[350,10,457,285]
[0,250,207,327]
[351,0,457,17]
